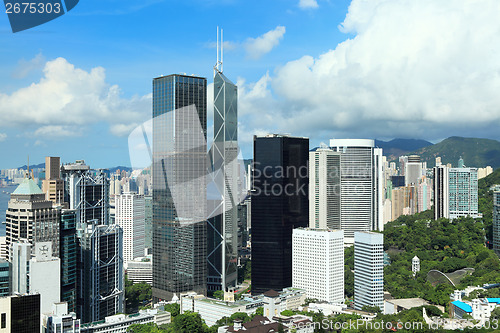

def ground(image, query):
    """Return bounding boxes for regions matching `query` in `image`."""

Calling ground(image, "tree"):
[213,290,224,300]
[491,307,500,321]
[361,305,381,314]
[127,323,163,332]
[163,303,180,318]
[125,275,152,314]
[170,311,206,333]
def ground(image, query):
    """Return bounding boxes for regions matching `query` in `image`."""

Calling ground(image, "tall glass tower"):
[251,134,309,295]
[207,57,240,292]
[152,74,208,301]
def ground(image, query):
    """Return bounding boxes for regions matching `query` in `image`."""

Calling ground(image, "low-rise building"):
[43,302,81,333]
[80,309,170,333]
[126,257,152,285]
[384,298,431,315]
[217,315,314,333]
[180,288,306,327]
[451,298,500,323]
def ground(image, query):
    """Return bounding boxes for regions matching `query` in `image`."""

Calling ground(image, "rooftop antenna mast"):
[214,26,223,74]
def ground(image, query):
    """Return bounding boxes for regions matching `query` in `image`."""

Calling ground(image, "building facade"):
[354,231,383,311]
[493,189,500,257]
[60,209,78,313]
[4,177,60,261]
[0,294,41,333]
[292,228,344,303]
[62,161,110,225]
[42,156,64,205]
[434,163,480,220]
[77,223,124,324]
[207,66,241,292]
[309,148,341,230]
[152,74,208,301]
[251,134,309,295]
[329,139,383,242]
[115,192,145,267]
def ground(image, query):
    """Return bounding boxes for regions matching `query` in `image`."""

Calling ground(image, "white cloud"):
[299,0,318,9]
[238,0,500,142]
[0,57,151,137]
[245,26,286,59]
[34,125,82,137]
[0,133,6,142]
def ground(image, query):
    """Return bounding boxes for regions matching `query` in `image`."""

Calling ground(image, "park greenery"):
[381,168,500,311]
[125,275,152,314]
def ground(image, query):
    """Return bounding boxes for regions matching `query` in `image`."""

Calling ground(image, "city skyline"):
[2,0,500,169]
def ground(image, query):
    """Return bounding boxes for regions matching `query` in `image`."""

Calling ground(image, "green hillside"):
[411,136,500,168]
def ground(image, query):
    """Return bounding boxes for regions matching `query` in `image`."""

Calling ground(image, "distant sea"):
[0,185,16,237]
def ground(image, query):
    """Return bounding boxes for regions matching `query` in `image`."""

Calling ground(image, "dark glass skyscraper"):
[60,209,77,313]
[152,74,208,301]
[251,135,309,295]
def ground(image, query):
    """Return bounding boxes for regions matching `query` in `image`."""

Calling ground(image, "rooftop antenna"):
[214,26,223,74]
[221,28,223,73]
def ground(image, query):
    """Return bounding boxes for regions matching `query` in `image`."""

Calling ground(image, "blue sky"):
[1,0,500,169]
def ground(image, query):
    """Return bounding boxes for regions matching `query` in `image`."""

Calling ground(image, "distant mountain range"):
[375,138,433,159]
[410,136,500,168]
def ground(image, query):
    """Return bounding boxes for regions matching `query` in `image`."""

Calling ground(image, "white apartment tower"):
[434,161,480,220]
[354,231,383,311]
[116,192,145,266]
[309,147,341,229]
[292,228,344,304]
[329,139,383,243]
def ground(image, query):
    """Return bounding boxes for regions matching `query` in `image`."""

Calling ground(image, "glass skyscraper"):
[60,209,77,313]
[207,69,240,292]
[152,74,208,301]
[251,134,309,295]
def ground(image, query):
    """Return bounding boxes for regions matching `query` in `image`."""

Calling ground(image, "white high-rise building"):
[10,241,61,314]
[116,192,145,266]
[354,231,383,311]
[309,147,341,229]
[10,241,31,294]
[329,139,383,243]
[292,228,344,304]
[405,155,422,186]
[434,161,480,220]
[30,242,61,314]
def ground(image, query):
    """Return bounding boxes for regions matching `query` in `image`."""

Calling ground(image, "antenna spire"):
[214,26,223,74]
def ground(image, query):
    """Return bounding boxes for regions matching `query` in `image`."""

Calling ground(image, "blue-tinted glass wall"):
[60,209,77,312]
[152,74,208,301]
[251,135,309,295]
[0,259,9,296]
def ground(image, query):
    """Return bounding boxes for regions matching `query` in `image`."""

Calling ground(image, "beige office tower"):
[4,176,60,261]
[42,156,64,205]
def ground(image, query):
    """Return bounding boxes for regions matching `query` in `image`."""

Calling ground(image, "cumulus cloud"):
[239,0,500,142]
[299,0,318,9]
[245,26,286,59]
[0,133,6,142]
[0,57,151,137]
